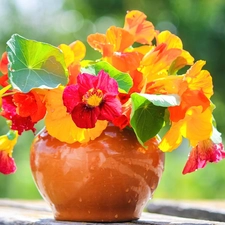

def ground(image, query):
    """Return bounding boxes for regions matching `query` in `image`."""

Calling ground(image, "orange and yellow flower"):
[59,40,86,85]
[0,10,223,176]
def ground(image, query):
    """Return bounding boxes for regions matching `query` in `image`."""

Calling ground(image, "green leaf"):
[130,93,166,146]
[80,61,133,93]
[137,93,181,107]
[7,34,68,93]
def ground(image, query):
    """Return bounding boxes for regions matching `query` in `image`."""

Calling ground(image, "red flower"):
[63,70,122,128]
[13,90,46,123]
[1,95,36,135]
[0,150,16,175]
[182,140,225,174]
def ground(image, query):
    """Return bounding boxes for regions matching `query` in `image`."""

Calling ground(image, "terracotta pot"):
[30,125,165,222]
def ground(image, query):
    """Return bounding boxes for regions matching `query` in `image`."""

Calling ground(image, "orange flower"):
[0,52,9,87]
[140,30,194,83]
[146,75,184,94]
[88,26,143,72]
[140,43,182,82]
[123,10,156,45]
[156,30,194,73]
[169,61,212,122]
[0,52,8,75]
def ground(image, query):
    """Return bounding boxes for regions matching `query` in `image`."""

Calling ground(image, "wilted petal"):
[0,150,16,175]
[183,140,225,174]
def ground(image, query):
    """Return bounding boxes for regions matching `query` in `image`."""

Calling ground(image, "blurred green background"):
[0,0,225,199]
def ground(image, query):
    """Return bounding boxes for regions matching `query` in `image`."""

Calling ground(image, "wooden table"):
[0,199,225,225]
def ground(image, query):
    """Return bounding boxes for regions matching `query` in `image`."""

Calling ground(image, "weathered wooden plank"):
[146,199,225,222]
[0,199,225,225]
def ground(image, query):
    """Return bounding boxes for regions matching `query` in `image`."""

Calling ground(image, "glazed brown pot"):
[30,125,165,222]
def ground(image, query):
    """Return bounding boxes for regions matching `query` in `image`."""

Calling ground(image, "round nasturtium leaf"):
[130,93,166,146]
[6,34,68,93]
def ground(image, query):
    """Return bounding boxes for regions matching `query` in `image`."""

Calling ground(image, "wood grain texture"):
[0,199,225,225]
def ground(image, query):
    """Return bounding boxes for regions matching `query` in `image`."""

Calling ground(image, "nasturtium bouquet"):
[0,10,224,175]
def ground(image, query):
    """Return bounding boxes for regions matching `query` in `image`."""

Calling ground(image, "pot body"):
[30,125,164,222]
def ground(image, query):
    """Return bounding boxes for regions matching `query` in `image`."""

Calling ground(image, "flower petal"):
[182,140,225,174]
[13,90,46,123]
[71,103,100,128]
[63,84,81,113]
[159,121,183,152]
[186,60,213,99]
[111,51,143,72]
[87,33,113,57]
[0,150,16,175]
[169,89,210,122]
[95,70,119,95]
[106,26,134,52]
[124,10,155,45]
[59,41,86,67]
[0,52,8,74]
[1,95,36,134]
[77,73,98,95]
[99,96,122,121]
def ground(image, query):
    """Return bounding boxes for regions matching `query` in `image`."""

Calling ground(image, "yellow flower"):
[159,106,213,152]
[186,60,213,98]
[140,30,194,82]
[0,130,18,174]
[59,41,86,67]
[0,85,11,107]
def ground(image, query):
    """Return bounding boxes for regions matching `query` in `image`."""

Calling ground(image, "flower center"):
[83,88,103,107]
